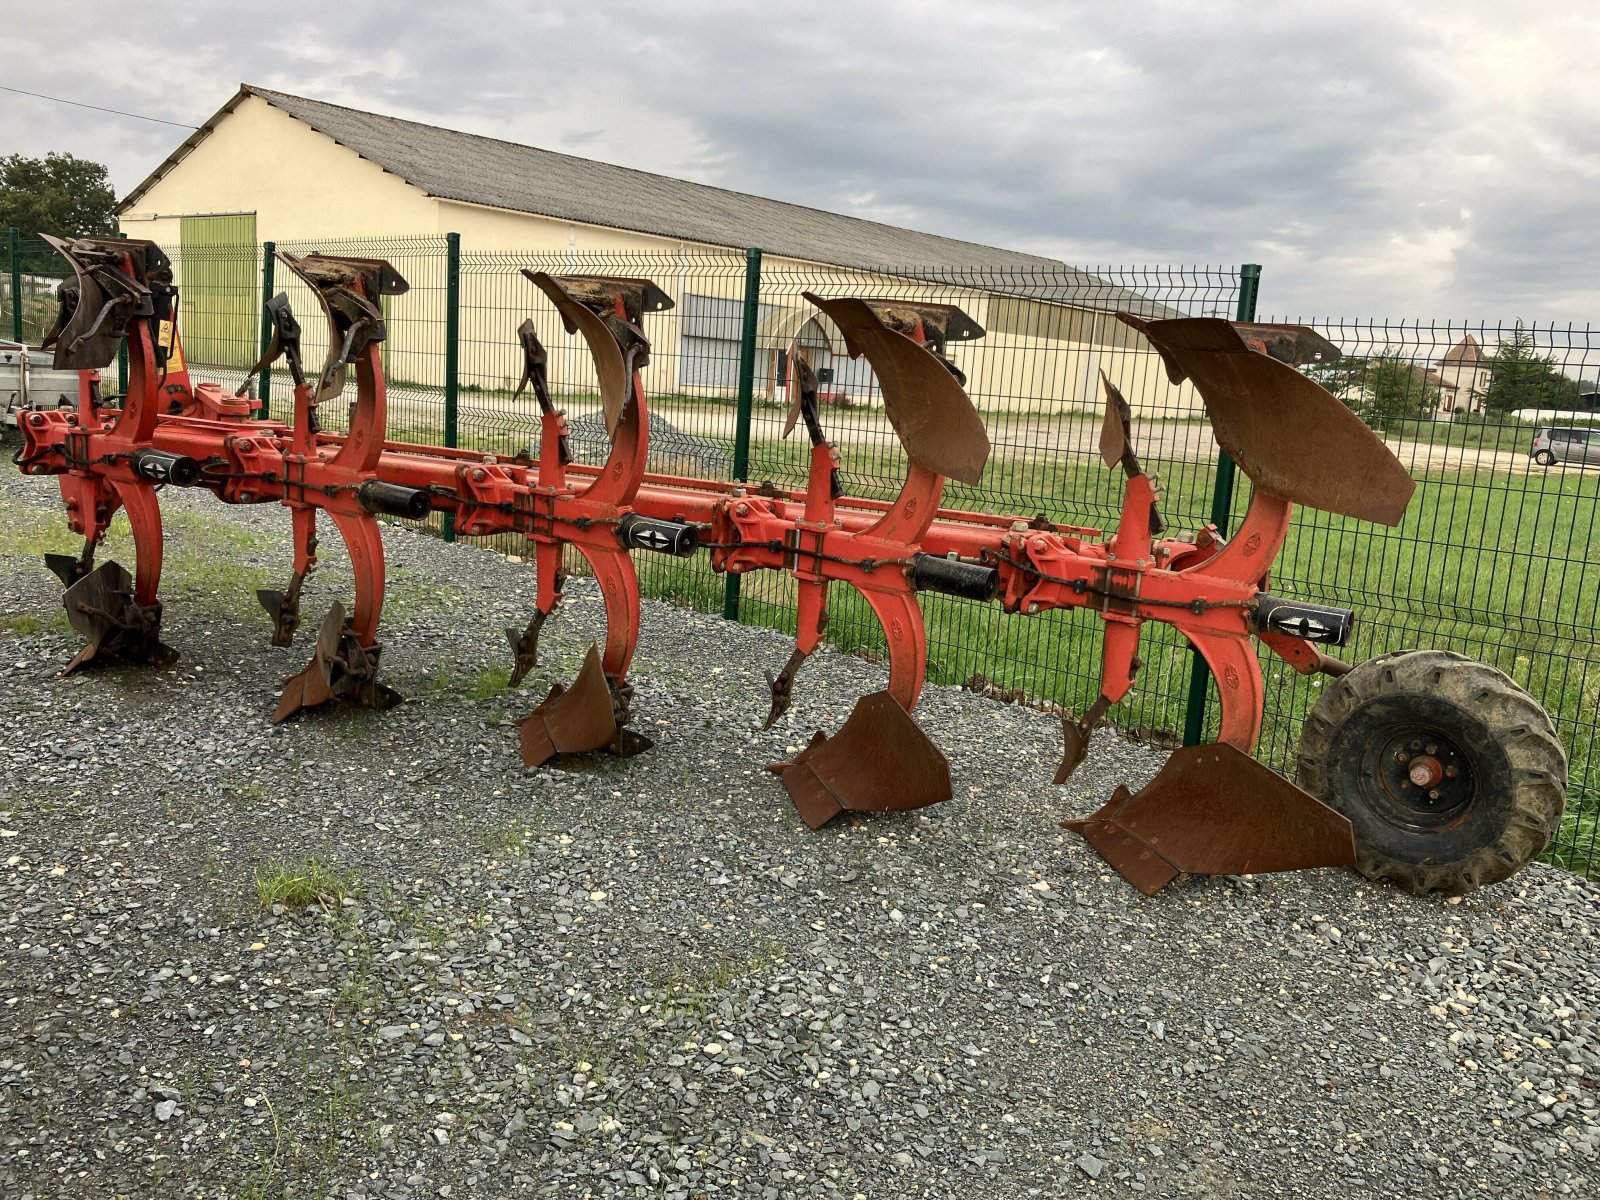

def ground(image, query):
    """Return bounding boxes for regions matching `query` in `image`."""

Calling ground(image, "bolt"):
[1025,602,1039,614]
[735,503,750,517]
[471,468,486,482]
[1428,789,1441,801]
[1411,740,1423,751]
[1444,766,1459,779]
[1425,743,1438,755]
[1396,751,1410,763]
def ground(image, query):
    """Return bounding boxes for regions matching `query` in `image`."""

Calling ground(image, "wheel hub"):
[1406,755,1444,789]
[1379,732,1473,829]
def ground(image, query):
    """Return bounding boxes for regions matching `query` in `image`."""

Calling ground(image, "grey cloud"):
[2,0,1594,319]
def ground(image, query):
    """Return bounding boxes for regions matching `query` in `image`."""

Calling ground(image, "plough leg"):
[271,505,400,722]
[258,506,318,647]
[507,540,566,686]
[764,585,828,728]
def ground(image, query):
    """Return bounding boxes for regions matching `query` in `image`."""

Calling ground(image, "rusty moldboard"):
[767,691,952,829]
[58,560,176,675]
[271,601,401,723]
[1062,743,1357,894]
[1229,322,1343,367]
[523,272,659,438]
[1119,315,1415,526]
[802,293,990,485]
[515,643,620,767]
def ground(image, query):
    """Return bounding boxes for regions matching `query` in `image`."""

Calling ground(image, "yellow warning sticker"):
[158,319,185,372]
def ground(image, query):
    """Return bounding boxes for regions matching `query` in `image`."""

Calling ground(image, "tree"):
[1306,351,1438,426]
[1304,354,1370,412]
[1361,354,1439,426]
[1476,324,1580,414]
[0,152,118,247]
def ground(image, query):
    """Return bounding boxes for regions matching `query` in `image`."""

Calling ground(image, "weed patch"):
[254,857,359,912]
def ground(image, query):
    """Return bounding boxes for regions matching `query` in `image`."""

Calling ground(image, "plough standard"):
[15,237,1568,897]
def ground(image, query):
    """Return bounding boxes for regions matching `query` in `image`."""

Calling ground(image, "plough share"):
[16,236,1567,897]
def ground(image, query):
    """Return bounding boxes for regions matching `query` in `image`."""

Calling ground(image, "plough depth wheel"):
[1296,649,1567,895]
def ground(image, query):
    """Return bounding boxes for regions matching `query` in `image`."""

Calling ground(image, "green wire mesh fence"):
[5,229,1596,877]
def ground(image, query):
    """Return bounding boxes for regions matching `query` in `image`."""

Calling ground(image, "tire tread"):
[1297,649,1566,896]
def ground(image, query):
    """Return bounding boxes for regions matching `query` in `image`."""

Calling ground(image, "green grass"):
[424,659,513,699]
[1,614,43,636]
[644,938,786,1022]
[475,819,540,860]
[254,857,359,912]
[0,293,55,345]
[1379,415,1539,454]
[1,502,281,625]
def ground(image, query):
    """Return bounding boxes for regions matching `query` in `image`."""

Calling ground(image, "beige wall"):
[120,96,439,243]
[1437,361,1489,414]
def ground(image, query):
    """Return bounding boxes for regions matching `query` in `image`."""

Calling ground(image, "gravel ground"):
[1,455,1597,1200]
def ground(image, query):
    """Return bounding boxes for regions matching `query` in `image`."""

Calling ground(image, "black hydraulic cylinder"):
[1251,594,1355,646]
[617,513,699,558]
[357,479,431,520]
[127,448,200,487]
[910,553,1001,602]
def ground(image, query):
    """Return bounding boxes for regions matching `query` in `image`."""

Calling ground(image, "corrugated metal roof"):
[248,87,1068,270]
[121,85,1166,313]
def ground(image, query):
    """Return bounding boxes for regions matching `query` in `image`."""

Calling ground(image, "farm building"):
[1435,334,1490,415]
[116,85,1201,415]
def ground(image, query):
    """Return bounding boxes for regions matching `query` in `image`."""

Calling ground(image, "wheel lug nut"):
[1395,751,1409,763]
[1411,740,1423,751]
[1444,766,1459,779]
[1425,743,1438,755]
[1428,789,1441,800]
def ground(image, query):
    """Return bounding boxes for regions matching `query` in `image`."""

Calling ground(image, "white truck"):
[1,340,79,439]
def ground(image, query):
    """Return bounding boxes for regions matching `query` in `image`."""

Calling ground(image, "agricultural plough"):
[14,237,1567,896]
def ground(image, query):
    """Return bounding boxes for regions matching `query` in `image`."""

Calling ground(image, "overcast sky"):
[5,0,1596,320]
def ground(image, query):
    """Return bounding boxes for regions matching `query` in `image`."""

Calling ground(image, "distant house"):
[1435,335,1490,414]
[113,84,1194,414]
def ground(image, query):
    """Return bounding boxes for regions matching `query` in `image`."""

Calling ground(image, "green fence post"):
[1182,262,1263,746]
[255,241,276,419]
[723,246,763,621]
[7,227,21,343]
[442,232,461,542]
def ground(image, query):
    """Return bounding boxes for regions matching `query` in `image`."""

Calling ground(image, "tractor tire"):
[1533,449,1557,466]
[1296,649,1565,895]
